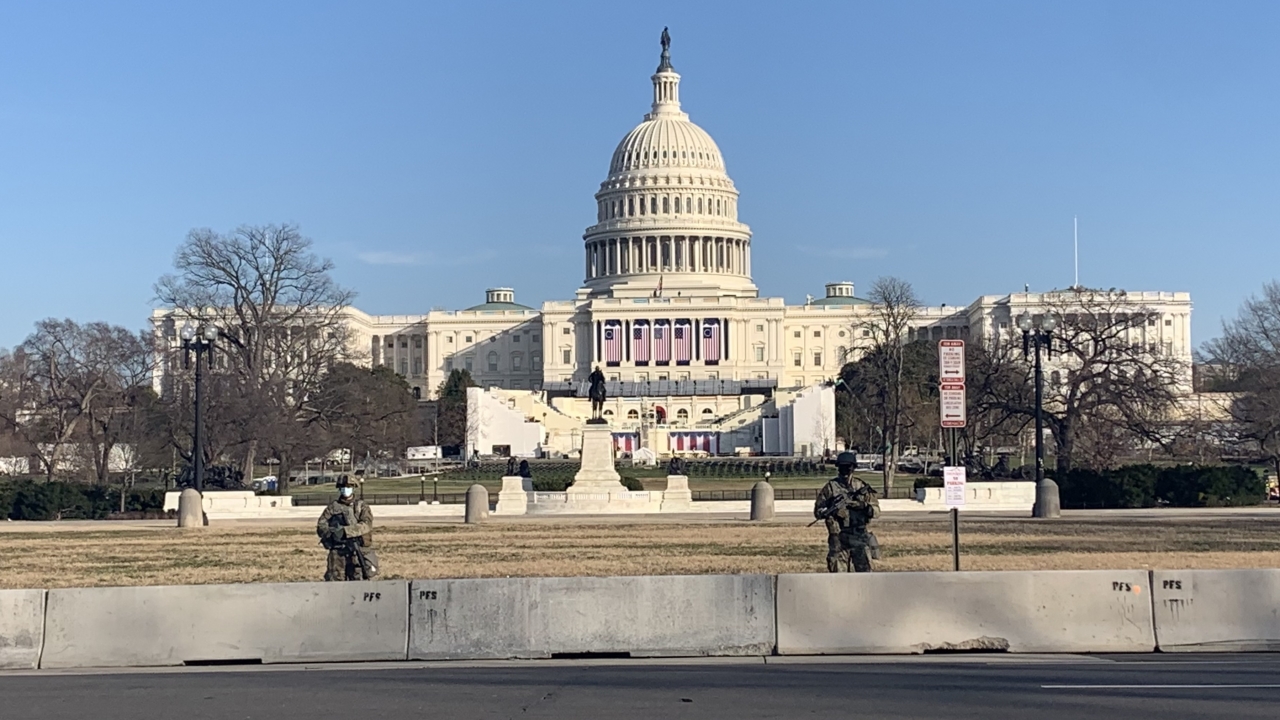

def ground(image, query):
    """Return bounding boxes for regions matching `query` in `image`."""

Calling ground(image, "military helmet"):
[836,451,857,467]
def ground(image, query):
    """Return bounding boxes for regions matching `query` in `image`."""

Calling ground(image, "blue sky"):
[1,0,1276,348]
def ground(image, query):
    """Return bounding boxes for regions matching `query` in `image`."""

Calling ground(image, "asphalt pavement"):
[4,654,1279,719]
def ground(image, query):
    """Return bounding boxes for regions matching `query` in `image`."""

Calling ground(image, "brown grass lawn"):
[5,515,1280,589]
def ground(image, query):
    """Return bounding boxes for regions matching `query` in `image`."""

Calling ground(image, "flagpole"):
[1073,215,1078,288]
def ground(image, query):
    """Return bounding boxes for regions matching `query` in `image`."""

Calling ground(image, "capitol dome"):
[582,31,756,299]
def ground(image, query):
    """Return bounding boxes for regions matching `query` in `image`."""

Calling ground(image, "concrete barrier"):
[0,589,46,669]
[409,574,774,660]
[41,581,408,668]
[1152,569,1280,651]
[777,570,1154,654]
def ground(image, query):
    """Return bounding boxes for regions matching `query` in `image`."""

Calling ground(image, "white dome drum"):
[582,31,756,299]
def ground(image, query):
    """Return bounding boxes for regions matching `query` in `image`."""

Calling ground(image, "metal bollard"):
[464,484,490,524]
[177,488,203,528]
[750,480,775,521]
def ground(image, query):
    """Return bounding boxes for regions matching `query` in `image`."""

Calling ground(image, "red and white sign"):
[944,466,967,508]
[939,340,965,384]
[940,383,967,428]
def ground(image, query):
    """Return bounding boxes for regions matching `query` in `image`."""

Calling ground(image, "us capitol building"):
[333,35,1194,459]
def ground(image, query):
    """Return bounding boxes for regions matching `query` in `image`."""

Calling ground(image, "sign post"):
[938,340,967,572]
[944,466,966,571]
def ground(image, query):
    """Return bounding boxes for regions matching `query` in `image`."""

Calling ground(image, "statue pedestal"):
[494,475,532,515]
[661,474,692,512]
[567,423,625,495]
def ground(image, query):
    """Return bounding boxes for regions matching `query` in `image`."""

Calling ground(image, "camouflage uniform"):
[814,476,880,573]
[316,498,379,581]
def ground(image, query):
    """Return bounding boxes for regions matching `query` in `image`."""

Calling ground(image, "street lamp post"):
[181,321,219,493]
[1017,311,1061,518]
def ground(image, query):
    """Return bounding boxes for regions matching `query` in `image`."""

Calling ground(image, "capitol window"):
[701,407,714,417]
[676,408,689,422]
[562,349,571,364]
[532,354,541,370]
[663,196,670,213]
[813,330,821,338]
[513,334,520,343]
[487,352,499,372]
[512,354,522,370]
[532,334,540,343]
[465,335,473,343]
[754,346,764,362]
[627,409,639,420]
[793,330,801,338]
[793,352,802,367]
[813,352,822,366]
[563,327,571,334]
[628,198,635,216]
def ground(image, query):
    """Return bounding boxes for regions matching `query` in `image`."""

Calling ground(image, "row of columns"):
[585,236,751,280]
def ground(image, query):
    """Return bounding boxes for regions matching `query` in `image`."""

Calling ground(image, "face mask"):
[339,487,354,499]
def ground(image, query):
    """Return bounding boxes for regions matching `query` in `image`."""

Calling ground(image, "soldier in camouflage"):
[814,451,880,572]
[316,477,379,581]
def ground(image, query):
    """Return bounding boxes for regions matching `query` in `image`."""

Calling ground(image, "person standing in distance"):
[316,477,379,581]
[814,452,880,572]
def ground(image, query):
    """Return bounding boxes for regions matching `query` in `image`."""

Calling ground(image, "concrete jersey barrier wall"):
[40,580,408,668]
[1152,569,1280,652]
[777,570,1155,654]
[0,589,46,669]
[408,574,775,660]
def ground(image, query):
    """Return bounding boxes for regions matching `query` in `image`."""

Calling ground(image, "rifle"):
[808,483,876,528]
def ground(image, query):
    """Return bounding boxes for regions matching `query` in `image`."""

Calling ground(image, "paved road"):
[3,655,1278,719]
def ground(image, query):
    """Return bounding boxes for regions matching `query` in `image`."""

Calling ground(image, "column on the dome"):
[688,237,698,273]
[609,238,617,275]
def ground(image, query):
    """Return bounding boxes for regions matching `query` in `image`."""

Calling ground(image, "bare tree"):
[854,277,921,493]
[307,363,420,461]
[0,320,155,485]
[971,289,1185,473]
[155,224,356,489]
[76,324,156,485]
[1201,281,1280,475]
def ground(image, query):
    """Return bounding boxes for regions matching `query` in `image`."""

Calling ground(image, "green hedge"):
[0,481,167,521]
[1057,464,1266,509]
